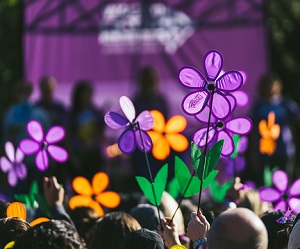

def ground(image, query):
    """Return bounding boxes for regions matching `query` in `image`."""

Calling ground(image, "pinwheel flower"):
[193,111,252,156]
[259,170,300,213]
[69,172,121,216]
[19,120,68,171]
[259,112,280,156]
[104,96,154,154]
[147,110,188,160]
[178,50,243,120]
[0,141,27,187]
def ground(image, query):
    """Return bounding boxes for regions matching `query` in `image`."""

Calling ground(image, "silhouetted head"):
[137,66,159,98]
[39,75,56,102]
[258,73,282,99]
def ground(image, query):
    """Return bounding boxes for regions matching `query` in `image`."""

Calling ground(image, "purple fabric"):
[24,0,267,121]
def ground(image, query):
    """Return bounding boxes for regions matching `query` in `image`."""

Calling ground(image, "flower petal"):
[8,170,17,187]
[216,71,243,91]
[35,150,49,171]
[46,126,65,143]
[204,50,223,81]
[167,134,189,152]
[178,66,206,88]
[47,145,68,162]
[92,172,109,195]
[259,120,269,138]
[182,90,209,115]
[136,111,154,131]
[5,141,15,162]
[136,130,152,153]
[104,112,129,129]
[27,120,44,142]
[274,200,287,211]
[120,96,135,122]
[211,93,231,120]
[273,170,288,193]
[69,195,92,209]
[89,200,104,217]
[226,117,252,135]
[226,93,237,112]
[289,198,300,213]
[259,187,281,202]
[15,147,24,163]
[193,126,215,147]
[118,129,136,154]
[259,138,276,156]
[195,105,217,124]
[231,90,249,107]
[19,139,40,155]
[237,136,248,153]
[151,135,170,160]
[150,110,166,132]
[6,202,26,220]
[217,130,234,156]
[289,179,300,196]
[97,192,121,208]
[166,115,187,133]
[0,157,12,173]
[16,163,27,180]
[72,177,93,196]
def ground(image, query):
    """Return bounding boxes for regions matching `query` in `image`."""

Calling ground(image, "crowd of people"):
[0,175,300,248]
[0,68,300,248]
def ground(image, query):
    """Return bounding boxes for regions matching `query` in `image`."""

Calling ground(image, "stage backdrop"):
[24,0,268,130]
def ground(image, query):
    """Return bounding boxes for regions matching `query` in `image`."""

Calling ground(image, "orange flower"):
[69,172,120,216]
[259,112,280,156]
[148,110,188,160]
[6,202,49,226]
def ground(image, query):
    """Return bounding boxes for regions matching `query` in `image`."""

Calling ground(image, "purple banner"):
[24,0,267,121]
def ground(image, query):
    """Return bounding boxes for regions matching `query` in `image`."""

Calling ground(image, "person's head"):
[39,75,56,102]
[121,228,164,249]
[71,80,93,112]
[68,207,99,247]
[258,72,283,99]
[208,207,268,249]
[288,219,300,249]
[89,211,141,249]
[130,204,163,231]
[13,220,86,249]
[0,217,30,248]
[261,210,294,249]
[137,66,159,98]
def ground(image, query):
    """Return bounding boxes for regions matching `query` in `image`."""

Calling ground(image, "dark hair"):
[89,211,141,249]
[0,217,30,248]
[68,207,99,247]
[13,220,87,249]
[137,66,159,98]
[0,200,10,218]
[71,80,93,114]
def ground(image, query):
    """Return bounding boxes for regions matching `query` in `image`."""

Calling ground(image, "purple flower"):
[178,50,243,120]
[0,141,27,187]
[193,110,252,156]
[19,121,68,171]
[259,170,300,213]
[104,96,154,154]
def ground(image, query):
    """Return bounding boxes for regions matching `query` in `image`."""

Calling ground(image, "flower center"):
[207,81,215,91]
[216,121,224,128]
[130,122,138,130]
[282,193,289,201]
[40,141,48,149]
[92,194,97,201]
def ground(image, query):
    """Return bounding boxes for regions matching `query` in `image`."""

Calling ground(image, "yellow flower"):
[69,172,120,216]
[148,110,188,160]
[259,112,280,156]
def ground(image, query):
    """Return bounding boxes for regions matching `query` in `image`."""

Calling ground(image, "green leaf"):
[166,178,180,200]
[13,181,39,209]
[136,163,168,206]
[35,194,51,218]
[210,178,234,203]
[205,140,224,177]
[191,142,205,178]
[202,170,219,189]
[230,135,240,159]
[264,164,279,187]
[175,156,200,197]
